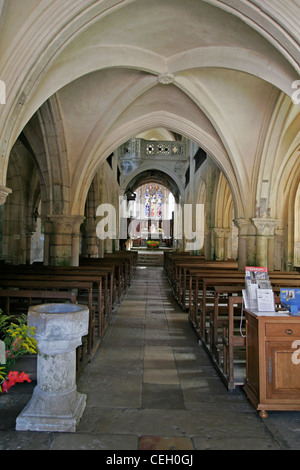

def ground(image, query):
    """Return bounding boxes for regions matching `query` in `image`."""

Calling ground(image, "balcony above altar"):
[117,138,188,190]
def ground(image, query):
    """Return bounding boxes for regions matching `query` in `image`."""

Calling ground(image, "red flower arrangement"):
[146,240,159,249]
[0,311,37,393]
[1,370,31,393]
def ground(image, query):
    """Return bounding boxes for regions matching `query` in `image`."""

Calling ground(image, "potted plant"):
[0,311,37,393]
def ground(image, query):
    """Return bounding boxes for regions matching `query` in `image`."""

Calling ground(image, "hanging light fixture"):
[125,189,136,201]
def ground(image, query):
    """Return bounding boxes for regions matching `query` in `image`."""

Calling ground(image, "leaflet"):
[244,266,275,312]
[257,288,275,312]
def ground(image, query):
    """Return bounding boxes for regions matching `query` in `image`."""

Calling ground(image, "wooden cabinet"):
[244,310,300,418]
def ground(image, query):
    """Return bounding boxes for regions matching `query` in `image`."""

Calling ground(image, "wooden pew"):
[189,271,300,366]
[0,253,137,376]
[189,270,300,338]
[0,288,76,315]
[210,283,290,363]
[80,254,135,304]
[0,265,113,336]
[164,253,300,390]
[0,254,138,347]
[0,278,95,375]
[163,253,238,306]
[211,285,244,359]
[190,273,245,339]
[177,262,238,309]
[0,272,100,333]
[221,293,282,390]
[201,277,300,389]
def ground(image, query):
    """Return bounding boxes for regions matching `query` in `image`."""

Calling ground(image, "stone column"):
[223,228,232,260]
[0,185,12,206]
[71,216,85,266]
[25,227,34,265]
[104,237,113,253]
[234,218,256,270]
[274,229,284,271]
[85,218,100,258]
[213,228,231,260]
[204,229,211,260]
[252,218,279,268]
[16,303,89,432]
[47,215,84,266]
[42,217,51,266]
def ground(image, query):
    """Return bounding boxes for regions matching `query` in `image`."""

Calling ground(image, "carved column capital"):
[47,215,85,234]
[44,215,85,266]
[233,218,254,236]
[213,227,231,237]
[252,218,279,236]
[213,227,225,237]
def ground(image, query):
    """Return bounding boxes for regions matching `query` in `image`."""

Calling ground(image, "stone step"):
[137,252,163,266]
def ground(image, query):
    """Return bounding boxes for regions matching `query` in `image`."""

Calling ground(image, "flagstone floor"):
[1,265,300,450]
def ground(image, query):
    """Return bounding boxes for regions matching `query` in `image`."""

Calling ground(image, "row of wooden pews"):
[0,251,138,376]
[164,252,300,390]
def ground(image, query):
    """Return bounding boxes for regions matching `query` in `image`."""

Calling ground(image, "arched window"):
[145,184,162,219]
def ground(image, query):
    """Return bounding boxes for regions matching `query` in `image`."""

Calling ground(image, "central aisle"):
[2,265,300,450]
[70,266,280,450]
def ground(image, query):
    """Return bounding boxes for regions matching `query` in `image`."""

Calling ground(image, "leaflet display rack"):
[243,266,275,312]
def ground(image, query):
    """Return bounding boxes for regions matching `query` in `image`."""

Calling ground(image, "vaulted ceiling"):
[0,0,298,218]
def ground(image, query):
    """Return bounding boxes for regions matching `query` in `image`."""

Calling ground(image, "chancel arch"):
[0,0,298,271]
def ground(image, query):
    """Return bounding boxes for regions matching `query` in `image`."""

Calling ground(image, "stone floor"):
[1,265,300,451]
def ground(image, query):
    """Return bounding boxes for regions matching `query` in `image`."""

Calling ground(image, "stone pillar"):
[0,186,12,261]
[46,215,84,266]
[274,229,284,271]
[42,217,51,266]
[294,241,300,269]
[98,239,105,258]
[173,201,183,251]
[213,228,231,260]
[0,185,12,206]
[204,229,211,260]
[71,217,85,266]
[25,228,34,265]
[213,228,224,259]
[223,228,231,260]
[85,218,100,258]
[252,218,279,268]
[234,218,256,270]
[16,303,89,432]
[104,237,113,253]
[25,217,38,264]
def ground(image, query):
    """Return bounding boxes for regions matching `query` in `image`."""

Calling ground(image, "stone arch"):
[36,95,70,216]
[276,151,300,270]
[256,94,300,221]
[71,112,244,222]
[204,0,299,73]
[0,0,298,193]
[1,145,30,264]
[213,172,237,260]
[19,95,71,218]
[214,173,234,229]
[122,166,184,203]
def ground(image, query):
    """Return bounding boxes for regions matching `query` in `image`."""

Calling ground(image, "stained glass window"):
[145,184,162,219]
